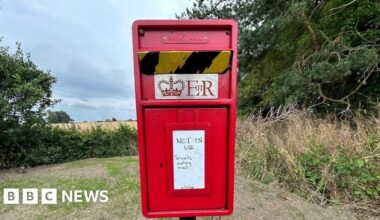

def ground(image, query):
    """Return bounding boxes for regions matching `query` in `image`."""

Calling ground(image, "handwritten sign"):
[173,130,205,190]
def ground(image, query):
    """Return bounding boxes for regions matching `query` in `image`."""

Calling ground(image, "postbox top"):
[132,19,237,29]
[132,19,238,103]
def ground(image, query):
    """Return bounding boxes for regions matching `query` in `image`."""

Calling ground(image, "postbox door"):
[144,107,228,211]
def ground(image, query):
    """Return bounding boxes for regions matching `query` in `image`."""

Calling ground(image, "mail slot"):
[132,20,238,218]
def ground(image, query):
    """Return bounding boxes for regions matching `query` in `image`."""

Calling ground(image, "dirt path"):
[139,176,358,220]
[232,176,357,220]
[140,176,357,220]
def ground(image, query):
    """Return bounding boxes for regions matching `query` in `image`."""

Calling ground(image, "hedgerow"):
[0,124,137,168]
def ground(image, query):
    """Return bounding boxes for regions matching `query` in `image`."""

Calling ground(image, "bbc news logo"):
[3,188,108,204]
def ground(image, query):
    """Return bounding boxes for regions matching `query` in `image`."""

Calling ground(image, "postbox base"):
[143,208,233,218]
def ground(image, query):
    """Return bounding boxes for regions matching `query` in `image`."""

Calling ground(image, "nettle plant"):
[299,138,380,202]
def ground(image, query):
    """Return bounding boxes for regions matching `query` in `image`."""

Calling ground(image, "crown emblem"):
[157,76,185,96]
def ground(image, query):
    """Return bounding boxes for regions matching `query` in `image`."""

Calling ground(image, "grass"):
[0,157,141,219]
[235,108,380,215]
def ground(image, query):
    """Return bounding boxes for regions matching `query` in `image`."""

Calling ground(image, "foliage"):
[299,142,379,201]
[0,41,57,167]
[0,41,56,126]
[236,109,380,213]
[179,0,380,115]
[46,110,73,123]
[0,125,137,168]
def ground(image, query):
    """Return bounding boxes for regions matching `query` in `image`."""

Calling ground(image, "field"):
[52,121,137,130]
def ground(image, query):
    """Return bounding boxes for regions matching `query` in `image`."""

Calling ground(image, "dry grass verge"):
[236,107,380,216]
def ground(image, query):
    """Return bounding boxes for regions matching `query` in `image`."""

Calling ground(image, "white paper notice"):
[173,130,205,190]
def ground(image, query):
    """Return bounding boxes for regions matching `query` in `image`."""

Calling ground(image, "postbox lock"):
[138,29,145,36]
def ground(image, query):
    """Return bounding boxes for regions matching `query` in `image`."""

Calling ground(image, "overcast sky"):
[0,0,192,121]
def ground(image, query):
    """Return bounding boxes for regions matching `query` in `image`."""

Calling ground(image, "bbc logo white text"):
[3,188,108,204]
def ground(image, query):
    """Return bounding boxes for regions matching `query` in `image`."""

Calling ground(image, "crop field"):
[52,121,137,130]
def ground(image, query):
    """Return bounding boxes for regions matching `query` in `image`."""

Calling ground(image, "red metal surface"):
[132,20,238,218]
[139,30,231,50]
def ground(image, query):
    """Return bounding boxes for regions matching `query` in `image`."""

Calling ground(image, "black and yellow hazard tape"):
[138,51,231,74]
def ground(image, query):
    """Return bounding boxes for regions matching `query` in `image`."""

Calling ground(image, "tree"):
[0,41,57,127]
[46,110,73,123]
[179,0,380,115]
[0,41,57,167]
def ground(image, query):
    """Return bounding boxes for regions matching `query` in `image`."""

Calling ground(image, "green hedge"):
[0,124,137,168]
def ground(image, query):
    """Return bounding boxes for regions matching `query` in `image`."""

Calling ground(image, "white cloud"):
[59,97,135,110]
[0,0,193,121]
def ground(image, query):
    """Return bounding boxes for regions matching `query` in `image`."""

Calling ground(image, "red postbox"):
[132,20,238,218]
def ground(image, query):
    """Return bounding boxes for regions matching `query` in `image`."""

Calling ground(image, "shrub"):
[0,124,137,168]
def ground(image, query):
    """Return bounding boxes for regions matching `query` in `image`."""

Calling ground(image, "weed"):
[236,109,380,214]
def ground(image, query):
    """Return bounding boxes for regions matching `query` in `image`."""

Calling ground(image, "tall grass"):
[236,107,380,214]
